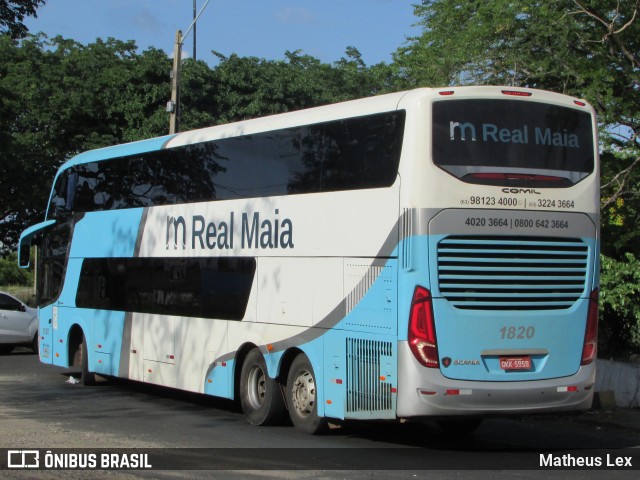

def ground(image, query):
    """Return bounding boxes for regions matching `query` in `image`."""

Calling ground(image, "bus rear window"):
[432,99,595,187]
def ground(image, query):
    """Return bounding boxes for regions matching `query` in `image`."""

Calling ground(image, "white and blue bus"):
[19,87,599,433]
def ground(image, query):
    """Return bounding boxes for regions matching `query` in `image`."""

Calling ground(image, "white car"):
[0,291,38,354]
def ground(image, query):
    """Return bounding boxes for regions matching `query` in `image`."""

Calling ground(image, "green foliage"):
[0,252,31,286]
[0,0,45,39]
[600,145,640,257]
[207,48,394,125]
[600,253,640,356]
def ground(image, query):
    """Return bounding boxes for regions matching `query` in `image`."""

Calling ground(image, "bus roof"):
[56,86,592,173]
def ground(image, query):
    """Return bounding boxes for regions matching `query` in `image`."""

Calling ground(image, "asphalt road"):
[0,348,638,479]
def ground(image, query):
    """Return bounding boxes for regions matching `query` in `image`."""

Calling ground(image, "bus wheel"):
[286,354,327,434]
[31,332,39,354]
[80,337,96,386]
[239,348,286,426]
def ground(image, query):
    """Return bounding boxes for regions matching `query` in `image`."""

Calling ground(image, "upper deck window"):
[47,110,405,217]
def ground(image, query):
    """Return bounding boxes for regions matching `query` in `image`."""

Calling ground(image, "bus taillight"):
[409,286,439,368]
[581,289,599,365]
[501,90,532,97]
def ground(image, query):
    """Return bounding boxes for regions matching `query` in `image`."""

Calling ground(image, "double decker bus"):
[19,87,599,433]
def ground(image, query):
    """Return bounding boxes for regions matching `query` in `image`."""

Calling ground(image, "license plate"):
[499,356,532,371]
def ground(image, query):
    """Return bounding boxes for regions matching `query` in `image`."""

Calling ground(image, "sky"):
[23,0,420,66]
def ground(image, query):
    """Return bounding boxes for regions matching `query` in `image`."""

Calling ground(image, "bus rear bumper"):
[396,343,596,418]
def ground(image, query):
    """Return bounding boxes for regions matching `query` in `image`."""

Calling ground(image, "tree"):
[207,48,389,125]
[600,253,640,356]
[0,252,31,285]
[0,0,45,39]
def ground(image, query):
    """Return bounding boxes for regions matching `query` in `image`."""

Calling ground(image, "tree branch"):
[602,153,640,209]
[573,0,640,68]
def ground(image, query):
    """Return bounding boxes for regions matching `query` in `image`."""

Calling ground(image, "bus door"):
[18,220,59,364]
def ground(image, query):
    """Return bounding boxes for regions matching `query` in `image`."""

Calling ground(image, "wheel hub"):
[291,369,315,418]
[247,365,266,409]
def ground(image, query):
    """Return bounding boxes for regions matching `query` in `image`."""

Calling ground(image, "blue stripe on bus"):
[69,209,145,259]
[45,136,175,218]
[61,136,176,169]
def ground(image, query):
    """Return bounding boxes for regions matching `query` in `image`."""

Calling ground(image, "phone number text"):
[464,217,569,229]
[460,196,576,209]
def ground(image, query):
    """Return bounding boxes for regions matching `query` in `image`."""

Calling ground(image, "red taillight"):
[408,286,439,368]
[581,289,599,365]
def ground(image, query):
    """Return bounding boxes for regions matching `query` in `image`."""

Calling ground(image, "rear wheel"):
[286,353,327,434]
[239,348,286,425]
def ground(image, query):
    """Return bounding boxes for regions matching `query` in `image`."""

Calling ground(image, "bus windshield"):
[432,99,595,187]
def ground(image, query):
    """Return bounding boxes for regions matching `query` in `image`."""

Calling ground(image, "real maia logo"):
[166,209,294,250]
[449,121,580,148]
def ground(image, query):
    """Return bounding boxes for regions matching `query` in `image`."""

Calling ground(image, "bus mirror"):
[18,238,31,268]
[18,219,56,269]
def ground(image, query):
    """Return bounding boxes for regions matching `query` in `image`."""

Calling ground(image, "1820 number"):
[499,326,536,339]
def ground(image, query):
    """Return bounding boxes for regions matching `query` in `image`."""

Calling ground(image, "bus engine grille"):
[436,236,589,310]
[346,338,393,415]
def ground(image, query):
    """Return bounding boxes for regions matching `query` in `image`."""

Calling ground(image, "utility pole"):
[167,0,211,134]
[168,30,182,135]
[193,0,197,60]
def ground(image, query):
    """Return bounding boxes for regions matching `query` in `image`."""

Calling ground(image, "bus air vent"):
[436,236,589,310]
[346,338,394,416]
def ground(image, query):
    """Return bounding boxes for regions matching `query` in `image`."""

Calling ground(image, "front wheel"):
[286,354,327,434]
[239,348,286,426]
[31,332,39,354]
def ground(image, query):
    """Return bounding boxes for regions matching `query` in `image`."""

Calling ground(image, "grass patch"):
[1,285,36,306]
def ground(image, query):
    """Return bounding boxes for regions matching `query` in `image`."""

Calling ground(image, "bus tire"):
[31,331,39,354]
[80,336,97,386]
[286,353,327,434]
[239,348,286,426]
